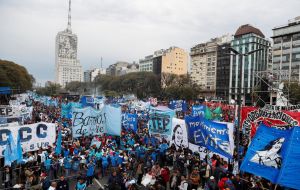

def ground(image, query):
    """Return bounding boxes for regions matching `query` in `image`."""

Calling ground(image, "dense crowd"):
[0,98,291,190]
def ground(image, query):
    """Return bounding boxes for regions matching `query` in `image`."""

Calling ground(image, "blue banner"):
[240,124,300,189]
[168,100,187,112]
[148,109,175,137]
[104,105,122,136]
[185,116,232,158]
[124,113,138,132]
[80,96,94,107]
[72,105,122,137]
[61,102,83,119]
[192,105,206,117]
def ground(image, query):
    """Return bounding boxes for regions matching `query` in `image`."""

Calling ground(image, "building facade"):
[84,70,92,82]
[190,35,232,95]
[106,62,139,76]
[229,24,271,105]
[55,0,82,87]
[272,16,300,82]
[143,47,188,76]
[161,47,188,75]
[216,43,231,101]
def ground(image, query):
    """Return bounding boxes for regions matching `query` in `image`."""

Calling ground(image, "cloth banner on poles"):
[240,124,300,189]
[241,107,300,138]
[72,105,122,137]
[148,107,175,138]
[104,105,122,136]
[72,106,107,138]
[185,116,233,159]
[0,122,56,157]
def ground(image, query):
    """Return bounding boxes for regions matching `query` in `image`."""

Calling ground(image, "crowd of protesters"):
[0,97,291,190]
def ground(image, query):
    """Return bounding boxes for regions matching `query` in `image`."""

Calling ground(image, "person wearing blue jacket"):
[86,160,96,186]
[63,156,72,177]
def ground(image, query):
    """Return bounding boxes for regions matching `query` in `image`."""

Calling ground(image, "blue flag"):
[240,124,300,189]
[55,129,62,155]
[16,132,23,164]
[4,133,17,166]
[185,116,232,158]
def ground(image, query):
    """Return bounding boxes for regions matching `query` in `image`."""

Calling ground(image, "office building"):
[229,24,271,105]
[190,35,232,96]
[141,47,188,76]
[216,42,231,101]
[272,16,300,82]
[55,0,82,87]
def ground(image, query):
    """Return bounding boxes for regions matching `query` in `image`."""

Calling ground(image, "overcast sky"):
[0,0,299,84]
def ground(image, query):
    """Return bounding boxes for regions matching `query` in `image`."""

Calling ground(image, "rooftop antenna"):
[67,0,72,32]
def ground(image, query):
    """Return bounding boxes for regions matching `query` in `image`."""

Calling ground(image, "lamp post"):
[227,47,263,170]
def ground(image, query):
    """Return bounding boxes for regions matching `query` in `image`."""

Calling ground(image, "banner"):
[0,105,13,116]
[241,107,300,138]
[80,96,94,107]
[0,116,23,124]
[185,116,233,158]
[168,100,188,112]
[72,105,121,137]
[192,105,206,117]
[240,124,300,189]
[148,107,175,138]
[0,122,56,157]
[124,113,138,132]
[61,102,82,119]
[169,118,234,159]
[170,118,188,149]
[72,106,106,138]
[104,105,122,136]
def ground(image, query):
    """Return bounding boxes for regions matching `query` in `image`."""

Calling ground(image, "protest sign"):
[169,118,188,149]
[192,105,206,117]
[168,100,187,112]
[148,107,175,138]
[123,113,138,132]
[0,122,56,157]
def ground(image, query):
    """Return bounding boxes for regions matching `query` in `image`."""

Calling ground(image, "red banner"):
[241,107,300,138]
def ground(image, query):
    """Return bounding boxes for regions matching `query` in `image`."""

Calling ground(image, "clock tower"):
[55,0,83,87]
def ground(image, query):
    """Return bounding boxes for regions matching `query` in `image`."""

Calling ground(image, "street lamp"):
[226,47,263,169]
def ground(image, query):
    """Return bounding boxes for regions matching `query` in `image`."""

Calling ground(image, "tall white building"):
[55,0,83,87]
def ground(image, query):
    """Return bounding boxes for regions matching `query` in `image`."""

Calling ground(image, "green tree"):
[36,83,62,96]
[0,59,35,91]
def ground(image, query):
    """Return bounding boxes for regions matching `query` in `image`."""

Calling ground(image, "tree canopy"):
[0,59,35,91]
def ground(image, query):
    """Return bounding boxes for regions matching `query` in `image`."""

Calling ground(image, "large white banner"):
[170,118,234,160]
[0,122,56,157]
